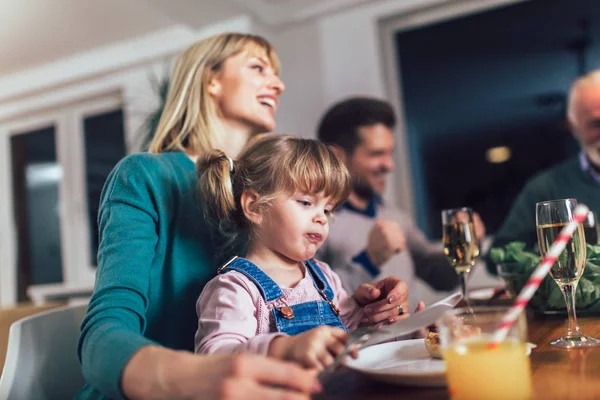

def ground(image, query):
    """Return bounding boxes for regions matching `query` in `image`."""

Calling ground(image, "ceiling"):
[0,0,380,77]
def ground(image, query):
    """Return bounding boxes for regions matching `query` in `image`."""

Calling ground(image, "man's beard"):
[352,176,376,201]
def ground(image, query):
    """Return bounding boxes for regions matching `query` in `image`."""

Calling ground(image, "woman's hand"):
[122,345,321,400]
[353,276,411,324]
[269,326,350,370]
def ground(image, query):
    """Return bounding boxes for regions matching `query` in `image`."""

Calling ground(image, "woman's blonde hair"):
[148,33,280,155]
[197,134,351,257]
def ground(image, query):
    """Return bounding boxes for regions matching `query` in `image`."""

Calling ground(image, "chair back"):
[0,303,87,399]
[0,303,61,373]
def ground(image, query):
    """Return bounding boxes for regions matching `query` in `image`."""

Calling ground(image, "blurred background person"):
[317,97,486,308]
[488,69,600,274]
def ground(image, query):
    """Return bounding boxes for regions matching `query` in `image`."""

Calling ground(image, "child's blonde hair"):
[197,134,351,256]
[149,33,280,155]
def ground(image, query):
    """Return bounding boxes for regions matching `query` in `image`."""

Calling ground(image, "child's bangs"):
[285,144,350,207]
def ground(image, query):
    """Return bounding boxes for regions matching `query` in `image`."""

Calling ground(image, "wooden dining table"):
[315,313,600,400]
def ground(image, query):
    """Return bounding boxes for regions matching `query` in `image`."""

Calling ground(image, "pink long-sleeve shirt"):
[194,259,365,355]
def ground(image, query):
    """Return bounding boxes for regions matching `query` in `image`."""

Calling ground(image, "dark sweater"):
[487,156,600,275]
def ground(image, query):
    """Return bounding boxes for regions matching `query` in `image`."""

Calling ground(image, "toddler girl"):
[194,134,411,370]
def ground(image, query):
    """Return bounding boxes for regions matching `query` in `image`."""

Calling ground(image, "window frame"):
[0,93,123,306]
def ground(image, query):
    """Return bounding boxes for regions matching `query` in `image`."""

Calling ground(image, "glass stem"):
[560,282,581,337]
[460,271,471,308]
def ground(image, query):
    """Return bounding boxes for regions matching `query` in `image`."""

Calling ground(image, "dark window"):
[83,109,127,266]
[395,0,595,239]
[11,126,64,300]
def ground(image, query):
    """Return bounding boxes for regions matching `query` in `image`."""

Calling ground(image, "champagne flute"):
[442,207,480,306]
[583,211,600,245]
[536,198,600,348]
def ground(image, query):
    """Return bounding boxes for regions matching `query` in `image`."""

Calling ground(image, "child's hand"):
[269,326,349,370]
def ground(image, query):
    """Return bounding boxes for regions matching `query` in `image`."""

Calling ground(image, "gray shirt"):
[319,200,458,308]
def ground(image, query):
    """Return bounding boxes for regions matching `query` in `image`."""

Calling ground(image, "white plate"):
[469,287,502,300]
[344,339,446,387]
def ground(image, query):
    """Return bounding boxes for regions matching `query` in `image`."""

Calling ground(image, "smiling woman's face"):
[208,45,285,135]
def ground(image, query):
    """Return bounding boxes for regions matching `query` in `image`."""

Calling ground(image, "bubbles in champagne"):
[536,222,586,284]
[443,221,480,274]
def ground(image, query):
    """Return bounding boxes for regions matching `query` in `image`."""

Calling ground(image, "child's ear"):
[240,190,263,225]
[328,144,347,165]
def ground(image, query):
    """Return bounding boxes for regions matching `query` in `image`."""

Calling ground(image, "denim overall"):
[219,256,348,335]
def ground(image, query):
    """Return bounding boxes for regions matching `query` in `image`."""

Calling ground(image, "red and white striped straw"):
[489,203,589,348]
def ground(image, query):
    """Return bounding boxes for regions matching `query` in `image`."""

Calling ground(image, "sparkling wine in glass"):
[536,198,600,348]
[442,207,480,306]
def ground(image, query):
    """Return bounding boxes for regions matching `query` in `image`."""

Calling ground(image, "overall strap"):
[218,256,283,302]
[304,259,336,300]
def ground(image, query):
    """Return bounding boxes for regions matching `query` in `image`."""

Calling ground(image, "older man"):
[316,97,485,308]
[488,69,600,273]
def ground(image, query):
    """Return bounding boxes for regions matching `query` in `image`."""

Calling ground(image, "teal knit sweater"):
[487,156,600,275]
[76,152,215,400]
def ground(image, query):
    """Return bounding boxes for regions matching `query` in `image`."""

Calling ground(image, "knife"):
[319,291,463,380]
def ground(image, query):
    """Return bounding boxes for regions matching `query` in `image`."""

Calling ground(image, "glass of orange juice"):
[437,306,532,400]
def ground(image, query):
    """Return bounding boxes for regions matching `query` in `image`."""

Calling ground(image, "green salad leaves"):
[490,242,600,312]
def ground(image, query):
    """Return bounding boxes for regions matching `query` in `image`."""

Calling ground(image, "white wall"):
[261,21,325,139]
[319,0,447,105]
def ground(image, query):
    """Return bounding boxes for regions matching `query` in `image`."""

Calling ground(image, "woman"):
[75,33,320,400]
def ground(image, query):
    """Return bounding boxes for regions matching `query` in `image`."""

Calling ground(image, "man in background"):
[316,97,486,308]
[489,69,600,274]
